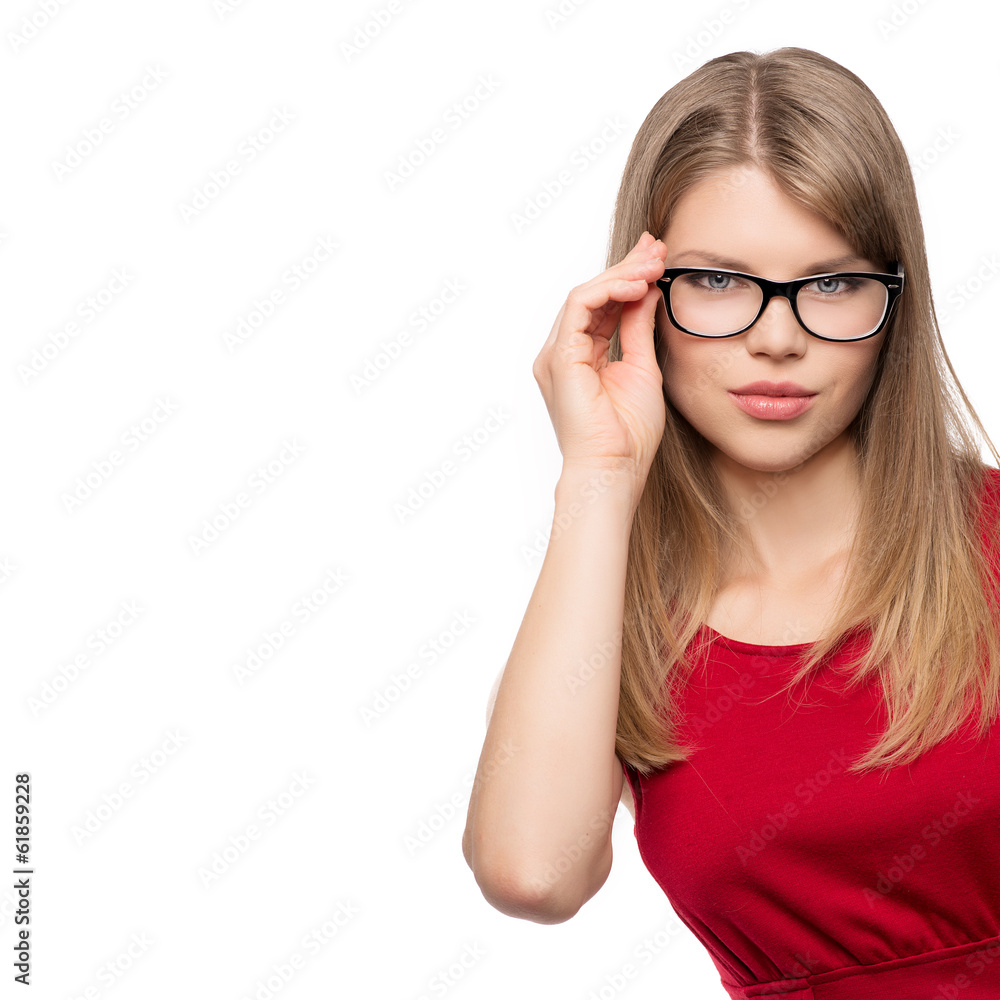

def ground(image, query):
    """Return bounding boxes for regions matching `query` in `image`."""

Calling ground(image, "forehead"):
[661,166,875,274]
[668,250,872,275]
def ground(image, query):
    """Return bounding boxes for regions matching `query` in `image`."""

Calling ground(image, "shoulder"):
[971,465,1000,540]
[978,464,1000,497]
[974,464,1000,503]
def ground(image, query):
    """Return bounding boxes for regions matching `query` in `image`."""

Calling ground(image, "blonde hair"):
[607,47,1000,778]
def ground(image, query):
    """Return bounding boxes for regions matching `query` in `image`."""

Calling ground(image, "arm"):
[462,464,636,923]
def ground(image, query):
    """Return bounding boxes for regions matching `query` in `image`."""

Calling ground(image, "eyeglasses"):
[656,262,905,342]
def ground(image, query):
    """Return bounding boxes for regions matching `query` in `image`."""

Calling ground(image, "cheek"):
[660,324,743,410]
[659,336,884,458]
[825,343,884,408]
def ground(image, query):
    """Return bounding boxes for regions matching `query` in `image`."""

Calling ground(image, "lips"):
[728,391,816,420]
[730,380,815,397]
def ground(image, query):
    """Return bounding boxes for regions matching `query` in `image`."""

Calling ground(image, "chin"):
[670,395,837,472]
[694,422,829,476]
[717,448,816,475]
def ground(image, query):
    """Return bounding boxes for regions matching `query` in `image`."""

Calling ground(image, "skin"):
[653,164,888,588]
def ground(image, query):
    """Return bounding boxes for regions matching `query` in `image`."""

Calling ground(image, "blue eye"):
[682,272,746,293]
[807,276,862,295]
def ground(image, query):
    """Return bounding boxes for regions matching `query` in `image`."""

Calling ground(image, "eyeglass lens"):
[670,272,889,340]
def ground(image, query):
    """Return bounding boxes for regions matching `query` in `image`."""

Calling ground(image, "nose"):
[746,293,808,350]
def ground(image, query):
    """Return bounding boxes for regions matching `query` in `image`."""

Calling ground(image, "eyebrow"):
[667,249,874,273]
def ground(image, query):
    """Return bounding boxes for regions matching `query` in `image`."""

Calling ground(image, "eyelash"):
[685,274,864,295]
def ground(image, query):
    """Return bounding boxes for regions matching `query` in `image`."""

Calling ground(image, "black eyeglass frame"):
[655,262,906,342]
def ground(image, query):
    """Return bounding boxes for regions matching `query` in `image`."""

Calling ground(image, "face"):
[656,164,888,475]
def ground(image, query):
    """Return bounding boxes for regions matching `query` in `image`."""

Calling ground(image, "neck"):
[713,429,861,585]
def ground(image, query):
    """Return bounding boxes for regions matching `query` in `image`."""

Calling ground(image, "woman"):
[462,46,1000,998]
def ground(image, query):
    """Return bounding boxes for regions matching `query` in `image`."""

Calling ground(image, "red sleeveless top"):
[622,467,1000,999]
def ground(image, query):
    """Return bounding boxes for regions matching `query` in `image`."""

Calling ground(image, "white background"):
[2,1,998,998]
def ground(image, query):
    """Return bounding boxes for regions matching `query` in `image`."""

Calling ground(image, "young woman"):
[462,47,1000,998]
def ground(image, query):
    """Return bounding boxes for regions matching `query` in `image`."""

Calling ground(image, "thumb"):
[617,283,661,373]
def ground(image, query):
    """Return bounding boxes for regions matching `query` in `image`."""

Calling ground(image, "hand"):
[532,231,668,498]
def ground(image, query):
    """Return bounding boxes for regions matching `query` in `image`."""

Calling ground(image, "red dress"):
[622,469,1000,999]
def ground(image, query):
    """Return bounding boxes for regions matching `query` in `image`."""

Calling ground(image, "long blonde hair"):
[608,47,1000,778]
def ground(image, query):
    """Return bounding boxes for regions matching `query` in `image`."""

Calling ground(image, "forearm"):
[464,465,636,919]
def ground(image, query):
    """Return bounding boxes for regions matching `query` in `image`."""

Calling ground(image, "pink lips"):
[731,380,814,396]
[728,381,818,420]
[728,392,816,419]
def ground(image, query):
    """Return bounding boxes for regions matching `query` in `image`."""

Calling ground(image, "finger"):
[539,239,664,359]
[575,235,662,295]
[555,274,654,354]
[617,283,663,375]
[587,247,664,350]
[634,231,654,252]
